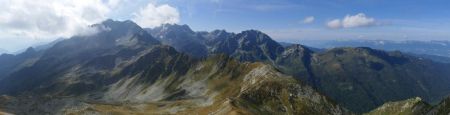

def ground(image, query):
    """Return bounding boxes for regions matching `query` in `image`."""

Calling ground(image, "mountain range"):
[145,24,450,113]
[299,40,450,61]
[0,20,449,114]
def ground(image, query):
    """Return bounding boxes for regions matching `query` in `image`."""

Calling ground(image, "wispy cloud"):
[132,3,180,28]
[327,13,378,29]
[0,0,111,39]
[302,16,315,24]
[327,19,342,29]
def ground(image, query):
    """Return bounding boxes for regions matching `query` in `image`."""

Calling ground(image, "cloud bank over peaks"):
[0,0,180,40]
[327,13,377,29]
[0,0,111,39]
[132,4,180,28]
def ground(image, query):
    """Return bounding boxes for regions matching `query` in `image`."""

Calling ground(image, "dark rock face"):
[205,30,285,63]
[147,26,285,61]
[145,24,208,58]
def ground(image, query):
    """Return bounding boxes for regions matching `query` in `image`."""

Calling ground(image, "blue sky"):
[155,0,450,42]
[1,0,450,52]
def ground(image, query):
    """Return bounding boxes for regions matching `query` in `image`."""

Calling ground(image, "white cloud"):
[0,0,112,39]
[303,16,315,24]
[0,0,182,51]
[342,13,375,28]
[132,3,180,28]
[107,0,122,8]
[326,13,376,29]
[327,19,342,29]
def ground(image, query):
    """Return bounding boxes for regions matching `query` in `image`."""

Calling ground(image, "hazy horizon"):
[1,0,450,52]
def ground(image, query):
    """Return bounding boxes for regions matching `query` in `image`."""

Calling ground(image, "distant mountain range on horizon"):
[0,20,449,114]
[297,39,450,57]
[6,30,450,64]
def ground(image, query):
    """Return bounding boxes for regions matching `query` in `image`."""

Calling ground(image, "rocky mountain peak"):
[144,24,208,57]
[282,44,312,57]
[100,19,140,29]
[84,19,159,46]
[209,29,233,39]
[150,24,195,36]
[236,30,278,45]
[23,47,36,54]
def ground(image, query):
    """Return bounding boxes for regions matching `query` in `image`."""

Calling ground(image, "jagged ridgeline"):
[0,19,450,114]
[0,20,350,114]
[146,23,450,113]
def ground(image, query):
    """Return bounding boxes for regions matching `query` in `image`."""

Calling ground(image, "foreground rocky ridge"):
[365,97,450,115]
